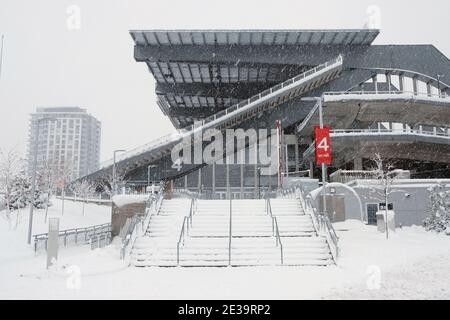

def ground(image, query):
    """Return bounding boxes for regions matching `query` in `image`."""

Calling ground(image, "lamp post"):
[27,117,57,244]
[147,164,157,193]
[112,149,125,195]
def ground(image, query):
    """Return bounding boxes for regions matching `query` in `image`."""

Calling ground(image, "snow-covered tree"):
[98,172,125,198]
[37,158,58,222]
[71,180,95,215]
[55,160,74,216]
[423,182,450,235]
[0,148,45,229]
[0,148,25,229]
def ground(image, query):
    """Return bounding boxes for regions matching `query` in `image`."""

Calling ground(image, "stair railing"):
[228,197,232,266]
[120,182,164,261]
[266,198,274,235]
[284,186,339,263]
[176,216,189,266]
[272,216,284,265]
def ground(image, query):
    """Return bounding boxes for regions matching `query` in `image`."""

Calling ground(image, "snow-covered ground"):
[0,201,449,299]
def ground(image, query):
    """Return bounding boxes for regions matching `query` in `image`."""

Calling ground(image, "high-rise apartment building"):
[27,107,101,180]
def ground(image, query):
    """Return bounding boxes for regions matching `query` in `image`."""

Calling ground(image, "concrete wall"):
[354,185,435,227]
[111,202,146,237]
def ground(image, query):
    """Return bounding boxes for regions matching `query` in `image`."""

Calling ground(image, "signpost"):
[314,99,331,216]
[47,218,60,269]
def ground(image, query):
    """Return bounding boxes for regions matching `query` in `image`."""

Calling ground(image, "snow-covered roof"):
[130,29,379,46]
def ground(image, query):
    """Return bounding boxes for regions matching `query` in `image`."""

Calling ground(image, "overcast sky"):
[0,0,449,162]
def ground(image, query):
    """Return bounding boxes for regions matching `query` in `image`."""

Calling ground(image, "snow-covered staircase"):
[131,199,191,267]
[131,197,334,267]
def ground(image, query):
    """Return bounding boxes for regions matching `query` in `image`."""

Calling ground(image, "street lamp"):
[112,149,126,195]
[27,116,57,244]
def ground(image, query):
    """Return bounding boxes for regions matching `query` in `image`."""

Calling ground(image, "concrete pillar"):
[372,75,378,93]
[399,74,405,92]
[412,77,418,95]
[198,168,202,192]
[240,164,244,199]
[426,82,432,97]
[226,163,230,199]
[212,162,216,194]
[386,73,392,93]
[354,158,363,171]
[309,161,314,178]
[184,175,187,190]
[295,142,299,172]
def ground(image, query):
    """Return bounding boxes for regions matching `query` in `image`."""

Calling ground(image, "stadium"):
[84,29,450,192]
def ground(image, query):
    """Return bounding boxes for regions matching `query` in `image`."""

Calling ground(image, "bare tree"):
[55,160,74,216]
[72,180,95,215]
[37,157,58,223]
[366,153,404,239]
[98,172,125,199]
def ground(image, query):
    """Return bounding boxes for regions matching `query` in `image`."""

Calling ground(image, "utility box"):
[376,210,396,233]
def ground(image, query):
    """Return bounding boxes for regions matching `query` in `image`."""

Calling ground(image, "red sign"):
[314,126,331,166]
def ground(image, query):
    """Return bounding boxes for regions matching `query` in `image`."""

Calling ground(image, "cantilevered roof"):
[130,29,379,46]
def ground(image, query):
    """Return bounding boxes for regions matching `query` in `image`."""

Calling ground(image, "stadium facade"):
[85,29,450,198]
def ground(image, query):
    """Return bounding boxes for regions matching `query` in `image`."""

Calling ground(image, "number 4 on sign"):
[314,126,331,166]
[317,137,330,152]
[172,158,183,171]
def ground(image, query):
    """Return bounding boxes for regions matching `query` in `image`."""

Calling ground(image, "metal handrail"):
[228,197,232,266]
[304,128,450,159]
[33,222,111,252]
[176,216,189,265]
[283,186,339,262]
[120,181,165,260]
[330,128,450,137]
[266,198,275,235]
[272,216,283,265]
[324,90,449,99]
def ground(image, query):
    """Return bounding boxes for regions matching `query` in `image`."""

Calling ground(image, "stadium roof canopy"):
[130,29,380,46]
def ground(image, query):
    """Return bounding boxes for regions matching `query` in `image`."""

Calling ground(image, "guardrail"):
[324,90,450,99]
[33,223,111,252]
[330,128,450,137]
[303,128,450,159]
[99,55,343,170]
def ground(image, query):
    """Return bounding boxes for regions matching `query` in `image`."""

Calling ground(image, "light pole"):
[301,97,328,215]
[27,117,57,244]
[112,149,125,195]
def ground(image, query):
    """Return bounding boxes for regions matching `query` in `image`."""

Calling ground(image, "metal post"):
[27,121,40,245]
[318,99,327,216]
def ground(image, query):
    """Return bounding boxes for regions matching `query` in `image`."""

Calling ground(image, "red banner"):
[314,126,331,166]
